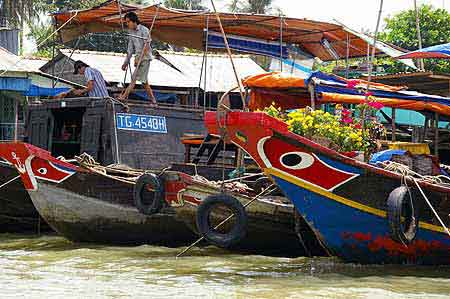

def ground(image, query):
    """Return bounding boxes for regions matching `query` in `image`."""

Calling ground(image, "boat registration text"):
[116,113,168,133]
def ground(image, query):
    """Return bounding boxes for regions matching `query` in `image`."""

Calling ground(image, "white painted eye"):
[279,152,314,170]
[37,168,48,175]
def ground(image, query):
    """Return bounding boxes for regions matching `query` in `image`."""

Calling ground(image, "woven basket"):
[391,154,413,170]
[413,155,433,176]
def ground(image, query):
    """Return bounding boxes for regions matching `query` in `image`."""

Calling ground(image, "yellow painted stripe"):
[265,168,448,234]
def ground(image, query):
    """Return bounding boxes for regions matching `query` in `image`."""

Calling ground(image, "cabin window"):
[0,92,25,141]
[51,107,85,158]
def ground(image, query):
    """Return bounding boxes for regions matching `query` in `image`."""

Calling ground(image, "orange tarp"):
[320,92,450,117]
[243,72,307,89]
[243,72,309,111]
[53,0,388,61]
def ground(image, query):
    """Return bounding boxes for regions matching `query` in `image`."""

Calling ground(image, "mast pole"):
[366,0,384,93]
[414,0,425,71]
[209,0,245,105]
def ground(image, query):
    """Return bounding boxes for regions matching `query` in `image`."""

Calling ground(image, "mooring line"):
[0,175,20,191]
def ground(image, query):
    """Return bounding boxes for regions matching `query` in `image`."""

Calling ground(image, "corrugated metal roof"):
[60,49,197,88]
[21,57,49,72]
[0,46,32,73]
[157,51,266,92]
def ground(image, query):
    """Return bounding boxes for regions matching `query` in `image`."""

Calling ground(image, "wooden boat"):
[203,72,450,265]
[163,169,322,256]
[0,160,48,232]
[0,142,197,245]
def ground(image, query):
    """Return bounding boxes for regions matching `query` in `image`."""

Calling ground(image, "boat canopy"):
[53,0,401,61]
[243,72,450,117]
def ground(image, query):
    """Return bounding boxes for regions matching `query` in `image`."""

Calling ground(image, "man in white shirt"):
[120,12,156,104]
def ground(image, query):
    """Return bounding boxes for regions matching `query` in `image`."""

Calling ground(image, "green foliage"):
[163,0,206,10]
[380,4,450,73]
[1,0,38,26]
[229,0,273,14]
[40,0,104,12]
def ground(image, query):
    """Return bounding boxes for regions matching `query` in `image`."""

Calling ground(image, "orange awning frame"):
[319,92,450,117]
[241,72,450,117]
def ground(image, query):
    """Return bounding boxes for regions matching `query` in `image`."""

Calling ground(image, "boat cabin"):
[26,98,207,170]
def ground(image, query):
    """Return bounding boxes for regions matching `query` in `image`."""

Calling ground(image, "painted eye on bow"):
[37,168,48,175]
[279,152,314,170]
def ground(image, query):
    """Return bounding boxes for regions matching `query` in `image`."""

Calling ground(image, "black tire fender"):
[196,193,248,248]
[387,186,419,244]
[133,173,164,215]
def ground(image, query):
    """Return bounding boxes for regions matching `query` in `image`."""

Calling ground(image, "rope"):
[0,175,20,191]
[75,152,141,185]
[411,178,450,237]
[0,11,79,77]
[116,0,133,87]
[379,160,450,236]
[380,161,450,187]
[209,0,245,104]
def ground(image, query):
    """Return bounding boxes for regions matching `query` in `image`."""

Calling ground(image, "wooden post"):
[391,108,396,142]
[308,81,316,110]
[422,116,429,144]
[434,112,439,157]
[13,99,19,141]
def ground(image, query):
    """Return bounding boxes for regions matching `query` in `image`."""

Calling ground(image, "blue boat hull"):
[273,175,450,265]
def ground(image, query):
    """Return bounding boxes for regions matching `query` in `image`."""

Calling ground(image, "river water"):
[0,233,449,299]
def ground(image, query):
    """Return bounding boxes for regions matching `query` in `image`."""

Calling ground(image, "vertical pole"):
[422,116,429,143]
[111,100,121,164]
[366,0,384,92]
[203,16,209,110]
[414,0,425,71]
[434,112,439,157]
[209,0,245,104]
[391,108,396,142]
[345,33,350,79]
[364,0,384,132]
[308,82,316,110]
[13,99,18,141]
[279,15,283,72]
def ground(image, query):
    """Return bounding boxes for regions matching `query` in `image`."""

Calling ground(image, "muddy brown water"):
[0,234,449,298]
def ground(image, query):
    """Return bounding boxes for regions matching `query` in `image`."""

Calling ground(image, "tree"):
[229,0,273,14]
[163,0,206,10]
[380,4,450,73]
[0,0,38,26]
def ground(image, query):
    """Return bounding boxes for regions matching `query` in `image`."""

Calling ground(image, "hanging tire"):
[133,173,164,215]
[387,186,418,244]
[196,193,248,248]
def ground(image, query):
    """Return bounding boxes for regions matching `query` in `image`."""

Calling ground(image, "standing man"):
[120,12,156,104]
[56,60,109,99]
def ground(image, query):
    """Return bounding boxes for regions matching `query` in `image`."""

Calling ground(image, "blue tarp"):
[397,42,450,59]
[281,58,312,74]
[23,85,70,97]
[0,77,31,92]
[306,71,450,109]
[207,31,289,59]
[132,91,178,104]
[369,149,407,164]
